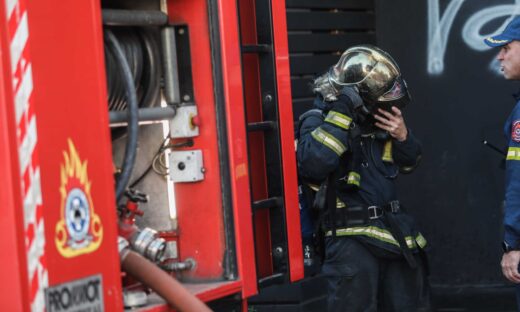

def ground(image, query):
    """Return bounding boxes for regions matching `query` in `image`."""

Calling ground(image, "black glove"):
[330,86,363,115]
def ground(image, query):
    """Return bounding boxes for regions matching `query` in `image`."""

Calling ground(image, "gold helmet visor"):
[328,44,410,110]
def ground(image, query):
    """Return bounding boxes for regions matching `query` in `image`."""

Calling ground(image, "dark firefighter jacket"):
[504,92,520,249]
[296,94,427,255]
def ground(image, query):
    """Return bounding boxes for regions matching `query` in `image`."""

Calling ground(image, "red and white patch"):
[7,2,48,310]
[513,120,520,142]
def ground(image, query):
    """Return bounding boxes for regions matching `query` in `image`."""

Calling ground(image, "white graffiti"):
[427,0,465,75]
[428,0,520,75]
[462,4,520,51]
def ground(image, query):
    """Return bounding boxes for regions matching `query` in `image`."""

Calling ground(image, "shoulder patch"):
[513,120,520,142]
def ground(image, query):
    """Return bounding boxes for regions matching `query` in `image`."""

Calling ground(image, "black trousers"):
[322,237,430,312]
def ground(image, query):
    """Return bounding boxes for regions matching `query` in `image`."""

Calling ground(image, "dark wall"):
[286,0,520,288]
[286,0,376,119]
[376,0,519,286]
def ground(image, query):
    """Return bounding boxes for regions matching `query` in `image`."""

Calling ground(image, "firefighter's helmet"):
[326,44,410,112]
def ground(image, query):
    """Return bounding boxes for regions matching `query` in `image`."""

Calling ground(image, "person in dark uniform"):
[484,16,520,307]
[296,45,429,311]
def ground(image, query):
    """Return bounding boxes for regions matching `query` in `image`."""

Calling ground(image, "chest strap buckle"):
[367,200,400,220]
[368,206,383,219]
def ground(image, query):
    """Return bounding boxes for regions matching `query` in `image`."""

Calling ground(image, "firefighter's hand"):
[501,250,520,283]
[374,107,408,142]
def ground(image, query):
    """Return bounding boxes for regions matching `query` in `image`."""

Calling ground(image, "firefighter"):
[296,45,430,311]
[484,15,520,307]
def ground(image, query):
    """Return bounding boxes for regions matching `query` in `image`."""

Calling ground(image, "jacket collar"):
[313,95,332,111]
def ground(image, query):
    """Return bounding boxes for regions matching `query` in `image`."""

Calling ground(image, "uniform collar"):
[313,95,332,111]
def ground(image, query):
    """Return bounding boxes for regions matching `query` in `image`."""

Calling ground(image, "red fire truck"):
[0,0,317,311]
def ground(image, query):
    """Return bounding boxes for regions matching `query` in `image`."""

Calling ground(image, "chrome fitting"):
[118,236,130,261]
[162,258,196,271]
[130,227,167,263]
[146,237,166,263]
[132,227,157,256]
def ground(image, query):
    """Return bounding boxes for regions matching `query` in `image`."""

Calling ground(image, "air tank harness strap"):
[384,209,417,268]
[372,200,418,268]
[345,124,362,189]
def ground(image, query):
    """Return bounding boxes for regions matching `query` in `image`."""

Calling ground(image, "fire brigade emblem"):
[55,139,103,258]
[513,120,520,142]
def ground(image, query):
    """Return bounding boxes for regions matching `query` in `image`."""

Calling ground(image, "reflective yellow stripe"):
[415,233,427,249]
[311,127,347,155]
[382,140,393,162]
[324,111,352,130]
[346,171,360,186]
[507,147,520,161]
[326,226,427,249]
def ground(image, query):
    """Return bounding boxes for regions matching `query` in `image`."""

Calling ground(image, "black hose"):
[104,29,139,202]
[105,28,160,112]
[137,29,161,110]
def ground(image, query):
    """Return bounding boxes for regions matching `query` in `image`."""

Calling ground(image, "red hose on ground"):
[121,249,212,312]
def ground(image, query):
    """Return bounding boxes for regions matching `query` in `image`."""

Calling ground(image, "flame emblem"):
[55,139,103,258]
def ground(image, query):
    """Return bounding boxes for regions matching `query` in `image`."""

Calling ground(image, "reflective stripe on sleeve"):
[311,127,347,155]
[326,226,427,249]
[507,147,520,161]
[324,110,352,130]
[346,171,360,186]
